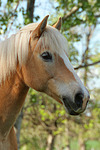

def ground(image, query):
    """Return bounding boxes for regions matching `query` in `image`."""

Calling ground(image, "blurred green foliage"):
[0,0,100,149]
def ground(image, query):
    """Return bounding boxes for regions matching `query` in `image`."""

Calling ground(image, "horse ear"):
[53,17,62,30]
[32,15,49,38]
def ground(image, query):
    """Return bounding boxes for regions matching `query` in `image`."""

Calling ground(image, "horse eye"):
[41,52,52,62]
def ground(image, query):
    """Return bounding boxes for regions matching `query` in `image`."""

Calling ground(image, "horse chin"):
[61,97,84,116]
[69,110,81,116]
[65,107,82,116]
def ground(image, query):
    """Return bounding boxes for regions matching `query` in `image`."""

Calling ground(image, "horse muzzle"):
[61,91,90,115]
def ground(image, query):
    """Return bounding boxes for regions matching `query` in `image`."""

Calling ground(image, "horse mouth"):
[61,97,83,115]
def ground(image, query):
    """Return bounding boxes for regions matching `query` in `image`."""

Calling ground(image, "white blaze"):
[59,51,89,100]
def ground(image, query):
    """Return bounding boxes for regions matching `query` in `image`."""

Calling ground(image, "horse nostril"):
[75,92,84,108]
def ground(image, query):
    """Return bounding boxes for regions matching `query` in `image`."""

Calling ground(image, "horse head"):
[21,16,90,115]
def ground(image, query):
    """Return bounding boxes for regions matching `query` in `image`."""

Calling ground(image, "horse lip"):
[61,97,82,115]
[69,110,82,115]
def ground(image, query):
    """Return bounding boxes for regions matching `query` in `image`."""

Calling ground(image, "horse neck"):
[0,70,29,141]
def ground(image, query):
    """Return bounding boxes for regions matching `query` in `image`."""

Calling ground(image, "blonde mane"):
[0,23,68,83]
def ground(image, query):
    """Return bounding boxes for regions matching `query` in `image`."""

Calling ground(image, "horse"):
[0,15,90,150]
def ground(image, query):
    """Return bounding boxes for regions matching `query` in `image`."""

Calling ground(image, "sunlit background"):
[0,0,100,150]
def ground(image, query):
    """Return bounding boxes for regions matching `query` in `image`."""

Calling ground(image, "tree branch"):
[62,6,79,21]
[95,13,100,18]
[74,60,100,70]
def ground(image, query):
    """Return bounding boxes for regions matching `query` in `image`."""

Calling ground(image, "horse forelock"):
[0,23,69,84]
[35,25,69,56]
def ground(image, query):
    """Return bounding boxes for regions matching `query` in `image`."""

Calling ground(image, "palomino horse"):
[0,15,89,150]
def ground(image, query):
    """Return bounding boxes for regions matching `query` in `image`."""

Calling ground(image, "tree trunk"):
[14,109,23,150]
[46,133,55,150]
[79,137,86,150]
[27,0,35,23]
[65,123,70,150]
[66,145,70,150]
